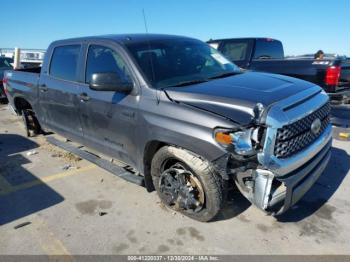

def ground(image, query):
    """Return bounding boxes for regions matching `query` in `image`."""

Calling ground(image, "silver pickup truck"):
[3,34,332,221]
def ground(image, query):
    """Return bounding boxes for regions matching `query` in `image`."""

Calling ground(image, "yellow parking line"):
[31,216,73,259]
[0,164,96,196]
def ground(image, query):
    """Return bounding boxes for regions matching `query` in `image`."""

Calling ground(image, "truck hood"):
[164,72,315,125]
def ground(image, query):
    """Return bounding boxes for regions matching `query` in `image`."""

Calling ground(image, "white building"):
[0,48,46,67]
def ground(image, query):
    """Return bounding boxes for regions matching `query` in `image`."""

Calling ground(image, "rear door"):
[39,44,84,142]
[76,42,140,166]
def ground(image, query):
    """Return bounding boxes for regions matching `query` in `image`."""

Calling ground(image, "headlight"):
[214,128,258,156]
[231,130,254,155]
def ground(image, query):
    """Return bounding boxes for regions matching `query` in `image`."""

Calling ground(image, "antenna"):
[142,9,159,102]
[142,9,149,34]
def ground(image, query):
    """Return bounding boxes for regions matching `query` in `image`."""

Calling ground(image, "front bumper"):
[267,140,331,214]
[234,86,333,215]
[236,128,332,215]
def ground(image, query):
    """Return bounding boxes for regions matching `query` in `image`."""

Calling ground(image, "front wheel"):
[151,146,224,222]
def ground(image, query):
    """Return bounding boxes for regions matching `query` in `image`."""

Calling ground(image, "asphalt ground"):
[1,103,350,256]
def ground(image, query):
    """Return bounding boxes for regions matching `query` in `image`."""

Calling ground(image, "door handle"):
[39,84,48,92]
[79,92,90,102]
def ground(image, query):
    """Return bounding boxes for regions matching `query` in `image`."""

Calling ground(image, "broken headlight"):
[214,128,260,156]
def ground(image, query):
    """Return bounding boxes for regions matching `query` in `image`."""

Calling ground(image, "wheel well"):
[14,97,32,115]
[143,141,167,192]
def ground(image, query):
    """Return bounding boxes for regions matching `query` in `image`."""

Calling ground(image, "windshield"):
[0,57,13,69]
[125,38,240,88]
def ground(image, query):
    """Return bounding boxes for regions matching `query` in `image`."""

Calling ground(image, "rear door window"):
[85,45,132,84]
[253,39,284,60]
[50,45,81,81]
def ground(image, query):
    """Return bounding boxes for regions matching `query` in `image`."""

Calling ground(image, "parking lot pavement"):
[0,103,350,255]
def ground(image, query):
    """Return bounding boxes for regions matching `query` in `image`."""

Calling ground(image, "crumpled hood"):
[164,72,315,125]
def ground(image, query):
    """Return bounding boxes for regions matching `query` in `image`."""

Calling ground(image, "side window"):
[221,42,249,62]
[85,45,132,84]
[50,45,80,81]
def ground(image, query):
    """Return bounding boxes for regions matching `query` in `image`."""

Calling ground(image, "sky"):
[2,0,349,56]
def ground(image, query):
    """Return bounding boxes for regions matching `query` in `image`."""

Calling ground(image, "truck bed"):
[4,67,41,110]
[249,59,350,93]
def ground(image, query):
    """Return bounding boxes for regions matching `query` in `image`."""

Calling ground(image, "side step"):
[46,136,145,187]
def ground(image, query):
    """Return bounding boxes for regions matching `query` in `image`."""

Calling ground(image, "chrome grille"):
[274,102,331,159]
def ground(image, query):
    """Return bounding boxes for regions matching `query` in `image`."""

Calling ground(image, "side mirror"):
[89,72,133,93]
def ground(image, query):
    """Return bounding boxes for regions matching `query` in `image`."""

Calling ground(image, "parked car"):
[207,38,350,125]
[0,57,13,103]
[4,34,332,221]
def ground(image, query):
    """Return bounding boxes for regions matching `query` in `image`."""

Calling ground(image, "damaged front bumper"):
[239,137,331,215]
[268,140,331,214]
[232,86,333,215]
[234,125,332,215]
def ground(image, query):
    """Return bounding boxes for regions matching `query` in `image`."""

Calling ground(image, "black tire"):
[21,109,40,137]
[0,97,8,104]
[151,146,224,222]
[22,109,31,137]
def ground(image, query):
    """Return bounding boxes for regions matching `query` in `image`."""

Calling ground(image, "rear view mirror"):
[89,72,133,93]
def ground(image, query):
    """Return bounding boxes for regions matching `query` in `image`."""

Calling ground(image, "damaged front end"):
[234,168,275,210]
[217,86,333,215]
[233,137,331,215]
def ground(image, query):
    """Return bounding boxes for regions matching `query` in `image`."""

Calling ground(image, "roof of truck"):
[50,34,197,46]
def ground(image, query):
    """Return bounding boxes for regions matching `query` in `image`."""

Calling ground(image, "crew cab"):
[208,38,350,124]
[4,34,332,221]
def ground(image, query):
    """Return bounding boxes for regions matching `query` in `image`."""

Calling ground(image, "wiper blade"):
[208,72,239,79]
[171,79,208,87]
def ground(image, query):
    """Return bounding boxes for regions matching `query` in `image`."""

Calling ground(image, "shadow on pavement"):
[0,134,64,225]
[277,146,349,222]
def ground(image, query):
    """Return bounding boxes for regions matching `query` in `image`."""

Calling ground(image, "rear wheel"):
[151,146,223,222]
[21,109,40,137]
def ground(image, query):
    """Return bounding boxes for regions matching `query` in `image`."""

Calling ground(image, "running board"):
[46,136,145,187]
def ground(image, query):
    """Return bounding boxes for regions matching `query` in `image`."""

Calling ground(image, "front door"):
[77,44,139,166]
